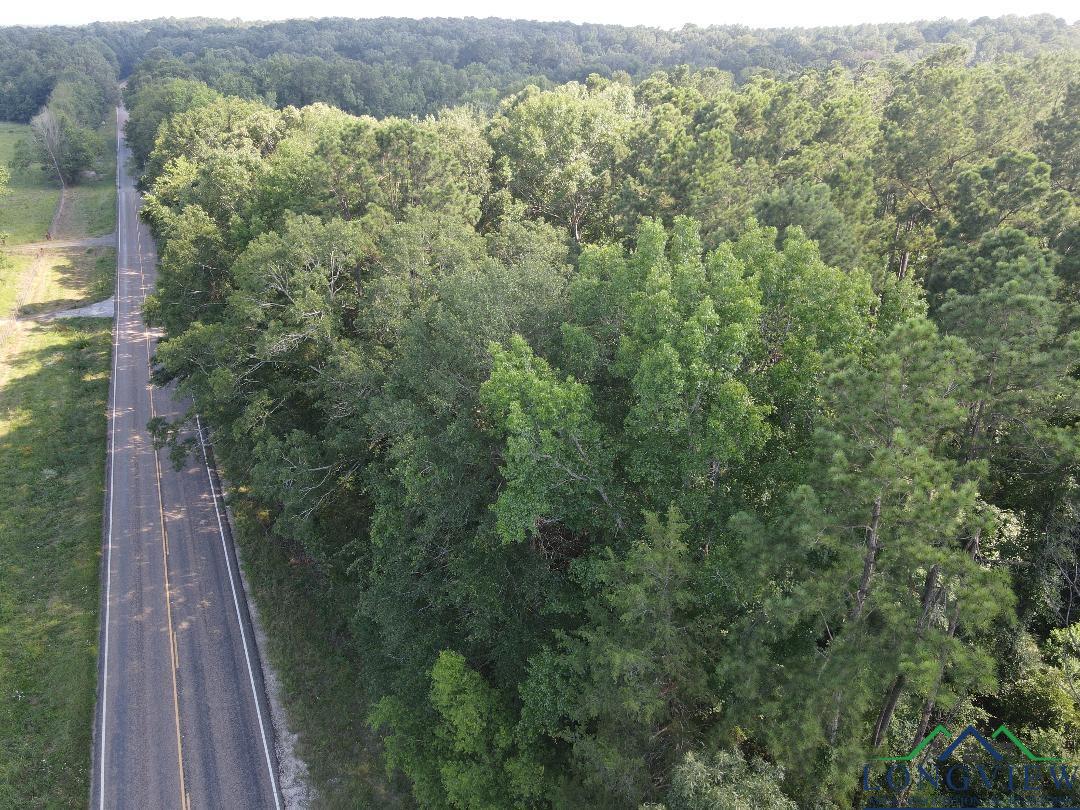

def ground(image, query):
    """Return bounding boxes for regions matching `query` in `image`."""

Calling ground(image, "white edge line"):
[98,105,122,810]
[196,415,283,810]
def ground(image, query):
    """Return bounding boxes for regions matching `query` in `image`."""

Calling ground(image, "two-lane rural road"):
[91,106,281,809]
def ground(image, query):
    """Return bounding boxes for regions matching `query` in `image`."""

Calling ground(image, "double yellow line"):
[132,176,190,810]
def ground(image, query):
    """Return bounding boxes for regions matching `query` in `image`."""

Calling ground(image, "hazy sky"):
[1,0,1076,28]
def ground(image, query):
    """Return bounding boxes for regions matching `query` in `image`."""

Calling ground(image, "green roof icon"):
[874,724,1062,763]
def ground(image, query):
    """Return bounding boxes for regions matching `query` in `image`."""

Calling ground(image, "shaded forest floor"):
[231,501,415,809]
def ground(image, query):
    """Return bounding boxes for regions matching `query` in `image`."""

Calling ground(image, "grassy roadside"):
[0,115,116,807]
[53,184,116,241]
[230,502,413,809]
[0,317,111,807]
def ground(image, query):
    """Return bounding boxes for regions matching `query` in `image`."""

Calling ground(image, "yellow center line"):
[130,178,189,810]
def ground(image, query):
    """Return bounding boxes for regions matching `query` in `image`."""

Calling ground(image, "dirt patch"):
[41,297,114,321]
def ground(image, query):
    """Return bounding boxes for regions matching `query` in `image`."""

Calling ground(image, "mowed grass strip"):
[0,123,61,245]
[0,318,110,808]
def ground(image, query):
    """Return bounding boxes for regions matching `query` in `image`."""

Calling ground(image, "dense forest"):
[128,31,1080,810]
[4,12,1080,809]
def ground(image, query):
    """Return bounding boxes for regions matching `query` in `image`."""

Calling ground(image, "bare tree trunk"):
[911,601,961,747]
[827,690,843,745]
[916,564,942,630]
[31,108,66,189]
[850,495,883,622]
[873,674,906,748]
[872,565,941,748]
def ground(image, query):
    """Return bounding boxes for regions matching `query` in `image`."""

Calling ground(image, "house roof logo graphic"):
[937,726,1002,761]
[875,724,1062,763]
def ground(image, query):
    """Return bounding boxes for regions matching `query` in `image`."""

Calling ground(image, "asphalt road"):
[91,106,281,810]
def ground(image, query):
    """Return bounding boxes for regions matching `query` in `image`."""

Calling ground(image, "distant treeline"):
[2,15,1079,121]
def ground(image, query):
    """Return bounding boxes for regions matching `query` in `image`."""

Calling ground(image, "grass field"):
[0,117,117,245]
[0,253,27,315]
[0,123,62,245]
[232,504,412,809]
[0,316,110,807]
